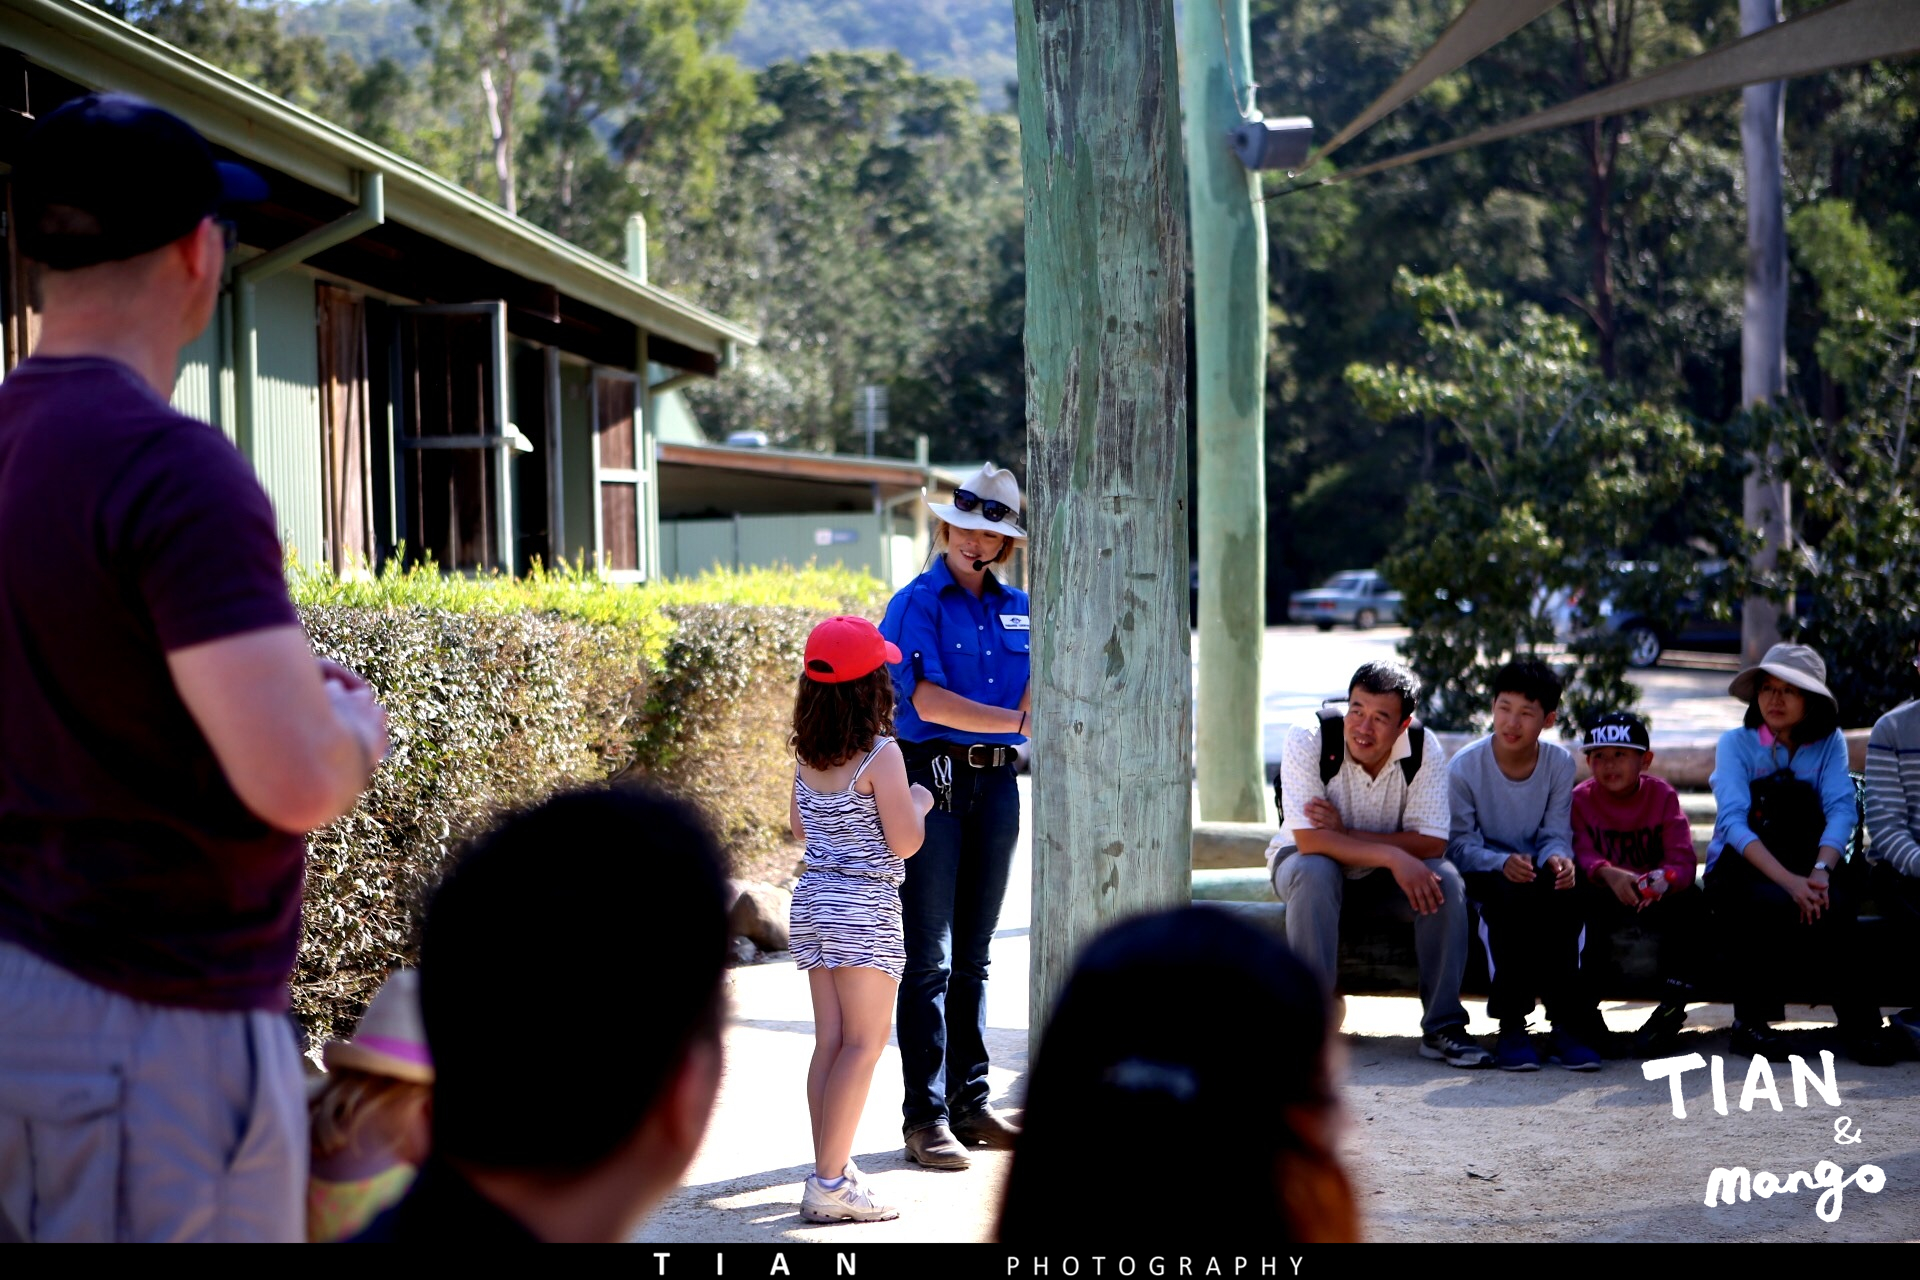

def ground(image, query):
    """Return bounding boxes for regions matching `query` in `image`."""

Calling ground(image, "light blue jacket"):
[1706,725,1854,872]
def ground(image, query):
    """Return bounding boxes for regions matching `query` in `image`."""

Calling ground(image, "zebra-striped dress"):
[790,737,907,980]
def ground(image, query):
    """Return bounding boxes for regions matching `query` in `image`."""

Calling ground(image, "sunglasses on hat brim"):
[952,488,1015,523]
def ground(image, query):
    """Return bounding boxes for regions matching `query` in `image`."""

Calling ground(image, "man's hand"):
[327,680,389,772]
[1544,855,1575,891]
[1502,852,1536,884]
[1598,864,1644,910]
[1304,797,1346,834]
[317,657,369,693]
[1390,851,1445,916]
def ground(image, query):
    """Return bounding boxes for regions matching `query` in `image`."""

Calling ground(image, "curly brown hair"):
[792,666,896,770]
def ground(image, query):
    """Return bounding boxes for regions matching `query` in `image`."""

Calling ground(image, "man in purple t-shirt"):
[0,96,389,1242]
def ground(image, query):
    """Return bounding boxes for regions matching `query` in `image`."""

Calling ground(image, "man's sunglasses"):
[952,488,1015,523]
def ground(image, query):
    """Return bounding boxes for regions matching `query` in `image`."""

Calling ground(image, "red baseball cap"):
[804,616,901,683]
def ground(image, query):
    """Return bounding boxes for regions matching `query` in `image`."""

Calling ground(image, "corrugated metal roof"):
[0,0,758,358]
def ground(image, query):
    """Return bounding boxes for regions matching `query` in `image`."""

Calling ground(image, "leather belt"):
[901,741,1017,770]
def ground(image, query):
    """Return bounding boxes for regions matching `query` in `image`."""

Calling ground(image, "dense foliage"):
[1248,0,1920,610]
[287,563,883,1042]
[116,2,1920,685]
[1350,270,1723,732]
[1745,203,1920,726]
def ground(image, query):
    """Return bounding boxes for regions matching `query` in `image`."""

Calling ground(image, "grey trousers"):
[0,939,306,1242]
[1271,851,1473,1035]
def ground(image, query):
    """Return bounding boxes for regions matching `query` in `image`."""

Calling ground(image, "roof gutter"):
[233,171,385,459]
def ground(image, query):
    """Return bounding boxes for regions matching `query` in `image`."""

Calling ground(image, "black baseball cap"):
[1580,711,1650,754]
[13,93,268,270]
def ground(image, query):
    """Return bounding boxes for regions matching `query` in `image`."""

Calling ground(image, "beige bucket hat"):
[322,968,434,1084]
[1728,642,1839,716]
[928,462,1026,540]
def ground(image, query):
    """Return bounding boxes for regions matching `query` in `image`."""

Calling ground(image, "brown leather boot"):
[950,1107,1021,1149]
[904,1122,972,1169]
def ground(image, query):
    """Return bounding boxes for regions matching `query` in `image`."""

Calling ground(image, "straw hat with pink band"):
[323,968,434,1084]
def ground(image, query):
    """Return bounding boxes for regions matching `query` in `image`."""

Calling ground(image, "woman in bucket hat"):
[1704,643,1898,1064]
[877,463,1031,1169]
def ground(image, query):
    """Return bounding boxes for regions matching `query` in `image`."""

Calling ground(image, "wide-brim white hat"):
[928,462,1026,539]
[1728,642,1839,716]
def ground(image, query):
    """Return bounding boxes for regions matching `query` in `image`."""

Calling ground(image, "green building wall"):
[250,272,325,568]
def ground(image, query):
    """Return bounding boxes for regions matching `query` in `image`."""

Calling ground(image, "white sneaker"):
[802,1172,899,1223]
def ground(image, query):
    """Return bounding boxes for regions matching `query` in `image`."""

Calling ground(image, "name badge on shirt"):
[1000,614,1030,631]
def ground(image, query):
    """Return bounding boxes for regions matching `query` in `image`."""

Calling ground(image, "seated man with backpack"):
[1266,660,1490,1068]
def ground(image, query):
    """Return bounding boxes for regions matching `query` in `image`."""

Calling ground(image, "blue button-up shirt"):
[1706,724,1856,872]
[880,557,1031,746]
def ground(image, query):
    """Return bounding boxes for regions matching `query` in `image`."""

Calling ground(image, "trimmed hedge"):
[289,561,885,1044]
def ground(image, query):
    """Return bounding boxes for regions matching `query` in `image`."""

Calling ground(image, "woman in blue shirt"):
[879,463,1031,1170]
[1705,643,1895,1064]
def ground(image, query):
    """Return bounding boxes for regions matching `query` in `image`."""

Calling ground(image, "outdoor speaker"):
[1229,116,1314,172]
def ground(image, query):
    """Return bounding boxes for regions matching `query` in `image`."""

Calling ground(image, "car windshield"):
[1324,574,1368,593]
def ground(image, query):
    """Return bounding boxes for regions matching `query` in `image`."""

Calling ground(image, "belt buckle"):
[966,744,990,769]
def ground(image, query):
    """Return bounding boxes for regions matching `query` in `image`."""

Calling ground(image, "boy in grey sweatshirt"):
[1448,658,1593,1071]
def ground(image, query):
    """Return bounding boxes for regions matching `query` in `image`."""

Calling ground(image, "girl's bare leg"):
[807,967,843,1161]
[815,966,898,1181]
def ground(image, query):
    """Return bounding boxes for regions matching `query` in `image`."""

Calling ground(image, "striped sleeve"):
[1865,709,1920,876]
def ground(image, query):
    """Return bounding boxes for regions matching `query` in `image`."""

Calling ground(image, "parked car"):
[1288,570,1402,631]
[1545,561,1810,668]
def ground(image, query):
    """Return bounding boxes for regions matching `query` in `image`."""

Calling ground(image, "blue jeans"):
[896,760,1020,1134]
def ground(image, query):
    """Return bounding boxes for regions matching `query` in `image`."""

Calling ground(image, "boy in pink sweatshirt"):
[1572,712,1703,1057]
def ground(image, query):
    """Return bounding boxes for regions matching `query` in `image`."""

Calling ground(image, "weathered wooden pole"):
[1017,0,1194,1046]
[1740,0,1790,666]
[1182,0,1267,821]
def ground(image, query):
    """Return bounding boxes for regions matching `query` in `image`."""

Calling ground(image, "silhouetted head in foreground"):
[416,785,730,1242]
[998,907,1357,1244]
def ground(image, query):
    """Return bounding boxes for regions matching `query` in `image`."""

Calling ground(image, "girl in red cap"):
[788,616,934,1222]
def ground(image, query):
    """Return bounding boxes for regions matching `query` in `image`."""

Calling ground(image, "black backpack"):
[1271,700,1424,817]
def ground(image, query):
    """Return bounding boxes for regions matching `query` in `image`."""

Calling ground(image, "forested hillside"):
[100,2,1920,637]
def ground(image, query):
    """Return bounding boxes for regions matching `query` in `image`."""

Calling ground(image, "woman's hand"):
[1787,874,1826,924]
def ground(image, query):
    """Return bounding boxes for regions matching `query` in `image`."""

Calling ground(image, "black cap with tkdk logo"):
[12,93,268,270]
[1581,711,1650,754]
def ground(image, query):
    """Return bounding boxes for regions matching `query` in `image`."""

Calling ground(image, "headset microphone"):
[972,559,988,572]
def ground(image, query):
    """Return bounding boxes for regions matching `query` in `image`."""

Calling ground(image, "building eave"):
[659,442,932,492]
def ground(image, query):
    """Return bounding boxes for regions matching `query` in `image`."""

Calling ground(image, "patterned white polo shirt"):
[1265,713,1451,876]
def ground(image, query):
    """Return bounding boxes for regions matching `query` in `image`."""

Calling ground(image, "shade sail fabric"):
[1324,0,1920,186]
[1313,0,1567,165]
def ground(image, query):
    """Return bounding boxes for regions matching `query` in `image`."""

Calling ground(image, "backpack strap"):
[849,736,895,784]
[1400,717,1425,784]
[1316,705,1346,785]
